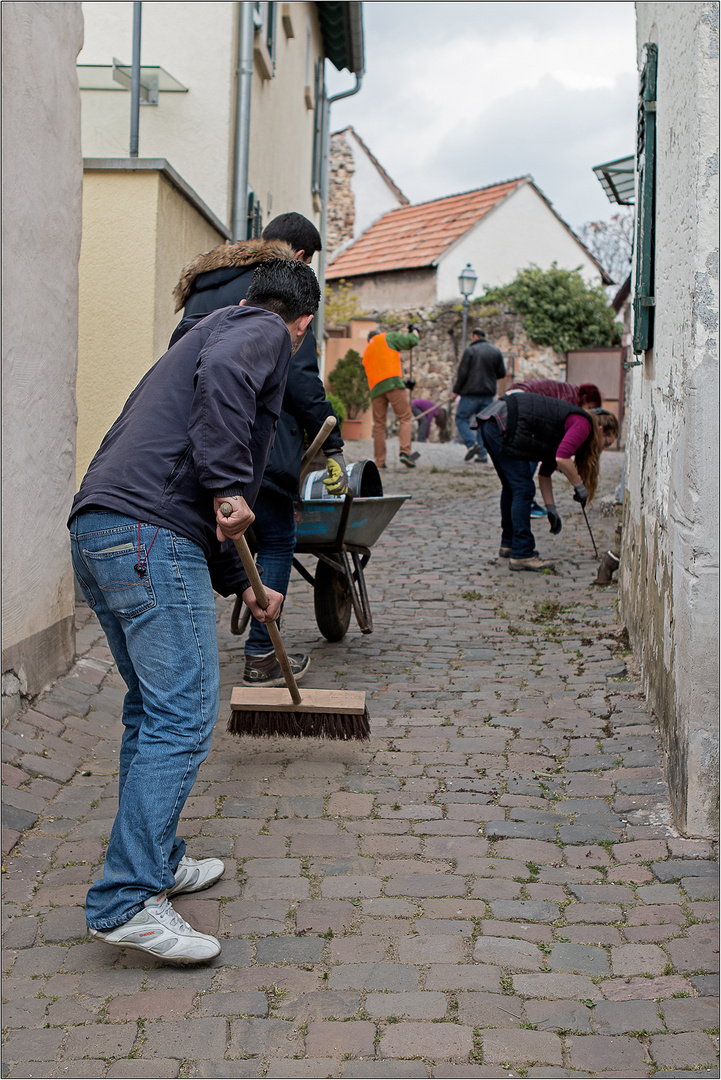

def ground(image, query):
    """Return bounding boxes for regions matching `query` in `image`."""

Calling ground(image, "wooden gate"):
[566,347,625,445]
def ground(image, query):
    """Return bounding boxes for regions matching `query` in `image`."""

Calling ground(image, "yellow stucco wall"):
[76,168,225,484]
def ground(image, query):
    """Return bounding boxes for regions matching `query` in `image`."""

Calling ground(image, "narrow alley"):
[2,441,718,1079]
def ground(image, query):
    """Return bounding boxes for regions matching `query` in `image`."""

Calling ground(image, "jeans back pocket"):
[83,543,156,619]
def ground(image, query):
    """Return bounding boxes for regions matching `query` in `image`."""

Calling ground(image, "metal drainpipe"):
[129,2,142,157]
[231,2,254,240]
[317,73,363,374]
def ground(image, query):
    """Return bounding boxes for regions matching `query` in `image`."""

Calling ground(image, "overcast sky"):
[325,1,638,229]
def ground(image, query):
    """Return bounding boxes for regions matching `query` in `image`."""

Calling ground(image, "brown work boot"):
[509,555,555,572]
[243,651,310,686]
[499,547,538,559]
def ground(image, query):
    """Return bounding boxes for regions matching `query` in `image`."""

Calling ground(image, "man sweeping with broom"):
[67,259,319,965]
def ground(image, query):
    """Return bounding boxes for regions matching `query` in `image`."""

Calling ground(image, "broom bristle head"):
[228,707,371,740]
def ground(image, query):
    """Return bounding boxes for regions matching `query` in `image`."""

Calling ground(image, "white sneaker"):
[89,894,221,964]
[167,855,225,897]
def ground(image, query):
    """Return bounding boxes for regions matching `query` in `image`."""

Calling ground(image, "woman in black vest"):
[478,393,619,572]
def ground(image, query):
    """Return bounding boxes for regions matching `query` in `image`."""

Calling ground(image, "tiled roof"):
[327,177,528,279]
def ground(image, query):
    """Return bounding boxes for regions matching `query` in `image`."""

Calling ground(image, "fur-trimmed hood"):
[173,238,296,312]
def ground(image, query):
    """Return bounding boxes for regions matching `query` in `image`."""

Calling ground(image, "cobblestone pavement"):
[2,439,719,1080]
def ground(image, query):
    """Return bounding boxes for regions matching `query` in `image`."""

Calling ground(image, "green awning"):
[592,155,635,206]
[317,2,364,74]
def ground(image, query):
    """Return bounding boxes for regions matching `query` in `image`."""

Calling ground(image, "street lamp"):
[458,263,477,355]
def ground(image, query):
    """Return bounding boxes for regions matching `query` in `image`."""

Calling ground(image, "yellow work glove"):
[321,453,349,495]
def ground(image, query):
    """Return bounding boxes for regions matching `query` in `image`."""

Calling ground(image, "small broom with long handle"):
[222,419,370,740]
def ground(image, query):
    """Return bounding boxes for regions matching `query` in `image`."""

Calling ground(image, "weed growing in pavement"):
[462,590,483,601]
[261,983,287,1009]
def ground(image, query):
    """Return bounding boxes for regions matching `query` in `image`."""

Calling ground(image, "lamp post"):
[458,263,478,356]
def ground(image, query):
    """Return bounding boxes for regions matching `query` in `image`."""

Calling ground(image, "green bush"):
[325,392,347,426]
[481,262,622,354]
[327,349,370,419]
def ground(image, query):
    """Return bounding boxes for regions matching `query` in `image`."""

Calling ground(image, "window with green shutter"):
[632,43,657,355]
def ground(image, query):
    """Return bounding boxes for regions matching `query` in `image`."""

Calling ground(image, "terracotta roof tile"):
[327,177,527,278]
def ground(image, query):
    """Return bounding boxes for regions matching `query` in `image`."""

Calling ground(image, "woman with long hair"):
[478,393,619,572]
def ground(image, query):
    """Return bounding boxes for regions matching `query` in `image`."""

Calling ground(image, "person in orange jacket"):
[363,325,421,468]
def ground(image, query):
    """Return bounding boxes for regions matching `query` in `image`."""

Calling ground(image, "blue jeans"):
[455,395,494,456]
[69,511,220,929]
[246,488,296,656]
[481,424,537,558]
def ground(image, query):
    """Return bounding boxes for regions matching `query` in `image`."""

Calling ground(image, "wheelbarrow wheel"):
[314,559,352,642]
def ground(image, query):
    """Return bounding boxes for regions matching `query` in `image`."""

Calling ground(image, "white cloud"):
[327,1,638,226]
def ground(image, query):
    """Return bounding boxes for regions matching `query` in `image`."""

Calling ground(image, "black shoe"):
[399,452,417,468]
[243,652,310,687]
[464,445,479,462]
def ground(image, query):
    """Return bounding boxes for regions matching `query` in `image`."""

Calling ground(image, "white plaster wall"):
[247,4,324,231]
[625,2,719,835]
[348,130,406,240]
[436,182,603,302]
[2,3,84,674]
[79,2,236,223]
[79,2,325,232]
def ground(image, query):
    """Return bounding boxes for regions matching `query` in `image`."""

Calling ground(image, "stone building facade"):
[326,127,409,260]
[621,2,719,837]
[326,130,355,257]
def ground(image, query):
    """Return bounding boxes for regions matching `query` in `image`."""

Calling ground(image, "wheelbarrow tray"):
[294,494,410,550]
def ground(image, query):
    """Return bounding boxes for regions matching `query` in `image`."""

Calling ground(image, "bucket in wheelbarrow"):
[301,459,383,501]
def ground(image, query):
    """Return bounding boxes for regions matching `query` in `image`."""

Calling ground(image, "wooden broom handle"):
[220,508,302,706]
[298,414,337,488]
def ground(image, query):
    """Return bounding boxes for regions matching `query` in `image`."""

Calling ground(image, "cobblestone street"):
[2,439,719,1079]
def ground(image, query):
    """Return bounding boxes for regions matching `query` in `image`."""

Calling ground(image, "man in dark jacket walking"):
[68,260,319,965]
[174,213,346,687]
[453,328,506,462]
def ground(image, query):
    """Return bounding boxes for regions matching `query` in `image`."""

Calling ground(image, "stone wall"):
[368,301,567,408]
[327,131,355,257]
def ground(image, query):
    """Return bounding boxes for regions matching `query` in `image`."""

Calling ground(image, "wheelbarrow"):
[229,419,409,643]
[230,485,409,642]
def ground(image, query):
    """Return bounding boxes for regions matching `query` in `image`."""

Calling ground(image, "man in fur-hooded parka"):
[172,215,346,680]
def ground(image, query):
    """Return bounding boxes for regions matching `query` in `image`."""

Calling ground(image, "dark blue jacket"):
[177,242,343,499]
[69,305,291,595]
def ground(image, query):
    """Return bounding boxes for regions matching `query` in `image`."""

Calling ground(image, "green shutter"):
[632,43,657,354]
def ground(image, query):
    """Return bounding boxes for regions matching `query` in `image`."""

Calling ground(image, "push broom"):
[223,419,370,740]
